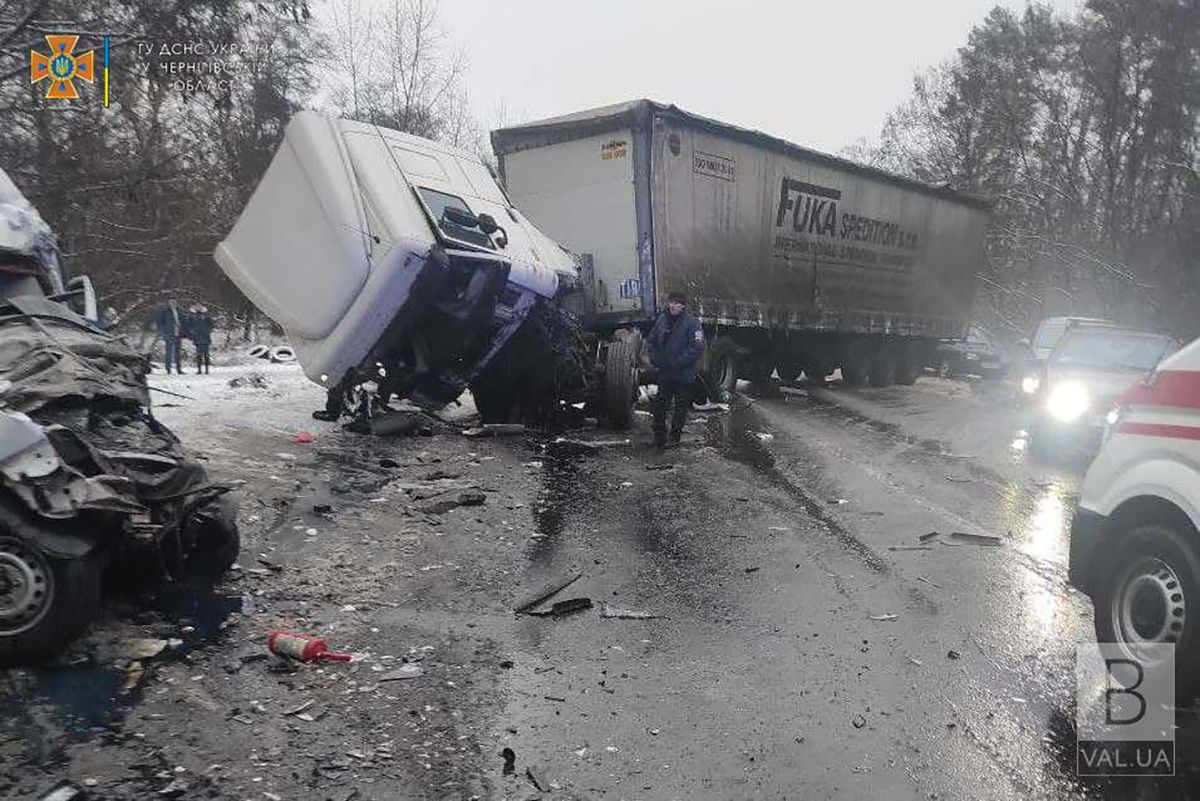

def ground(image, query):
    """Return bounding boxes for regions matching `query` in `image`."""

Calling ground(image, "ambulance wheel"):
[1094,521,1200,700]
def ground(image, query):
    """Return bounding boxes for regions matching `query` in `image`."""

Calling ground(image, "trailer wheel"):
[840,341,871,386]
[869,345,897,387]
[895,344,924,385]
[602,340,638,430]
[703,338,739,403]
[775,356,804,384]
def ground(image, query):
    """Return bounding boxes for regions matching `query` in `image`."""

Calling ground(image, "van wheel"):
[0,533,103,667]
[1094,522,1200,699]
[703,338,738,403]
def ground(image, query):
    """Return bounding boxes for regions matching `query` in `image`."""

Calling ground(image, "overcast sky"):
[429,0,1082,155]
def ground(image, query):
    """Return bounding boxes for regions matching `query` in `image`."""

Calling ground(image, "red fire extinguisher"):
[267,630,353,663]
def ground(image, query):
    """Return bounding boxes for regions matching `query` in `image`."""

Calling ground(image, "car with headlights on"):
[1017,316,1114,397]
[1026,327,1179,455]
[1068,335,1200,697]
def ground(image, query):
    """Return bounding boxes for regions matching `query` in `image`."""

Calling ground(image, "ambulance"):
[1070,336,1200,695]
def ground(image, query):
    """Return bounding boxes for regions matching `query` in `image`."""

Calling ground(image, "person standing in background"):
[189,304,214,374]
[153,300,183,374]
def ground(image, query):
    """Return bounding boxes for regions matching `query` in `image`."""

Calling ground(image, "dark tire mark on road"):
[705,400,891,574]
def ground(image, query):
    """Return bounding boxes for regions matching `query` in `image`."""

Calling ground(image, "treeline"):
[0,0,473,336]
[855,0,1199,341]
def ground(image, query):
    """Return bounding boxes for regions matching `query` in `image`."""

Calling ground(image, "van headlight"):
[1046,381,1091,422]
[1021,375,1040,394]
[1102,407,1122,445]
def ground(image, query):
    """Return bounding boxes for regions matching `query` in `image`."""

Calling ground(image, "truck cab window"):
[416,187,495,251]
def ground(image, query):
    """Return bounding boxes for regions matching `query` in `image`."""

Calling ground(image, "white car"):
[1070,335,1200,694]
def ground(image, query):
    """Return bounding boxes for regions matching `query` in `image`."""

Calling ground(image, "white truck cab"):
[1069,335,1200,694]
[215,112,578,411]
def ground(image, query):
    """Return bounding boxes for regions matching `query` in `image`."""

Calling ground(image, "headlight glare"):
[1021,375,1040,394]
[1046,381,1091,423]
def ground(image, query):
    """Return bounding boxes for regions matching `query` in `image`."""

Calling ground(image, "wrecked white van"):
[216,112,638,426]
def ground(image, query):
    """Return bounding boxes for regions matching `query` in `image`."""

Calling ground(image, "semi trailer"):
[492,100,991,397]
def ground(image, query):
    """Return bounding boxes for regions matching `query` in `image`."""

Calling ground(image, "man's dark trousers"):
[164,337,182,374]
[653,378,691,445]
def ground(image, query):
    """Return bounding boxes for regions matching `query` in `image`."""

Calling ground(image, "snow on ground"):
[147,360,330,446]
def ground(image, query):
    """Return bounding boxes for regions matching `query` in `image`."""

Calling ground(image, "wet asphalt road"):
[8,371,1200,800]
[490,377,1200,800]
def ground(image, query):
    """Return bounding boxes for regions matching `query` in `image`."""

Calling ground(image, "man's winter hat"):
[667,290,687,303]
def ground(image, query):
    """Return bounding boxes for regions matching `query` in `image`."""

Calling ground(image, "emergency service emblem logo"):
[30,35,95,100]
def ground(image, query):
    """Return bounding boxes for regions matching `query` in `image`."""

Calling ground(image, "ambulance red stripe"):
[1119,370,1200,410]
[1118,422,1200,441]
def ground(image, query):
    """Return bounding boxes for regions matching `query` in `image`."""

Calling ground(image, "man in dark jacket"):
[153,300,183,374]
[647,290,705,447]
[189,304,214,374]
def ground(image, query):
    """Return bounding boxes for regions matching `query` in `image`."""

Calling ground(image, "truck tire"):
[703,338,739,403]
[0,505,103,666]
[469,381,517,423]
[745,356,778,397]
[603,340,638,430]
[1093,521,1200,700]
[776,356,804,384]
[840,341,872,386]
[869,345,897,387]
[895,344,924,385]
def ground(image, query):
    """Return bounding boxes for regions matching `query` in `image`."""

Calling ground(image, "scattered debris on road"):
[526,765,551,792]
[600,605,660,620]
[283,700,315,718]
[528,597,594,617]
[267,630,352,663]
[463,423,526,438]
[378,664,424,682]
[501,748,516,775]
[868,614,900,622]
[948,531,1003,547]
[514,571,583,614]
[228,371,270,389]
[852,714,867,729]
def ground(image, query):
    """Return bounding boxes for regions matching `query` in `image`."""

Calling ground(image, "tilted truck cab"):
[215,112,639,426]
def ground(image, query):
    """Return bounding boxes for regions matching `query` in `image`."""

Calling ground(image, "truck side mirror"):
[476,213,499,235]
[476,213,507,248]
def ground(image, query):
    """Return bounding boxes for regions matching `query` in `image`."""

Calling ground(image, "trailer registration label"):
[694,151,736,182]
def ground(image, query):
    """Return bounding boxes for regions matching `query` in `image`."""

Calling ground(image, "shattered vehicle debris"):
[0,171,238,665]
[215,112,640,429]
